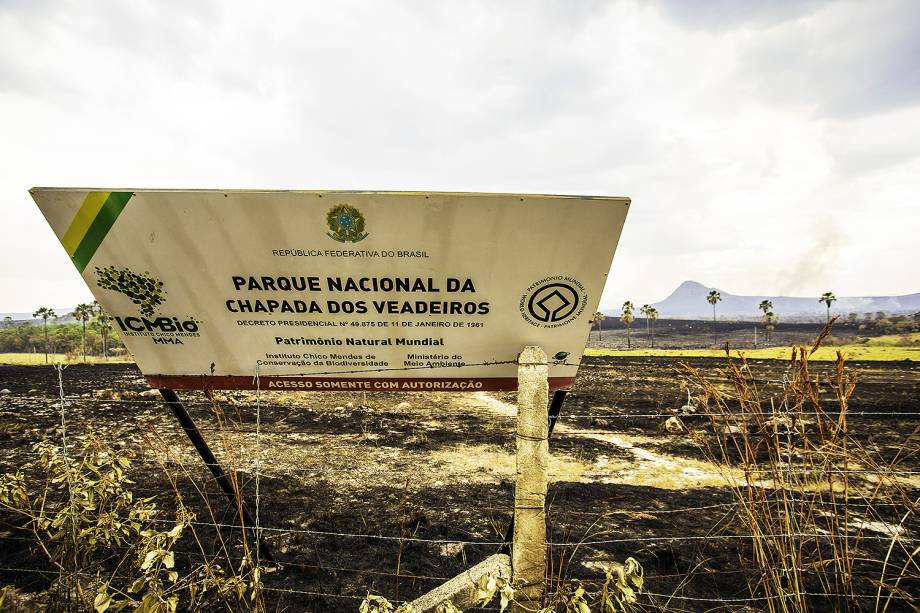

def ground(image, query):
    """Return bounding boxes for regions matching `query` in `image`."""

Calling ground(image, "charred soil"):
[0,357,917,611]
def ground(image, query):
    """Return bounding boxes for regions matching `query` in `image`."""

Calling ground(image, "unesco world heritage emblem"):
[326,204,368,243]
[520,275,588,328]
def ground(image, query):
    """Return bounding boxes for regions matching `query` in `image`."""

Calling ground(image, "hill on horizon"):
[1,308,77,324]
[606,281,920,321]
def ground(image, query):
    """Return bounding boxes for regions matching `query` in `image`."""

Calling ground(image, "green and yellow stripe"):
[60,191,133,272]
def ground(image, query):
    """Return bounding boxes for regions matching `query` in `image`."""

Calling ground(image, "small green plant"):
[0,436,156,572]
[598,558,644,612]
[547,582,591,613]
[357,571,514,613]
[0,430,271,612]
[359,593,416,613]
[475,573,514,611]
[358,565,642,613]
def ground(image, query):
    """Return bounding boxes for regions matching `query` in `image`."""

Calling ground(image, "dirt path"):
[469,392,735,488]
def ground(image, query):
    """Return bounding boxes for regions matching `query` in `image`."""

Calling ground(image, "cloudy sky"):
[1,0,918,313]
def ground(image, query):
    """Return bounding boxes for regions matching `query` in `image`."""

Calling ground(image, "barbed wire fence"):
[0,353,917,611]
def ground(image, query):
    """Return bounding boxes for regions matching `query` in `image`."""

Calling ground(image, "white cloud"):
[0,0,917,312]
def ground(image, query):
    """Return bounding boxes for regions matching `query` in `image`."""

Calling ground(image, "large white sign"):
[31,189,629,391]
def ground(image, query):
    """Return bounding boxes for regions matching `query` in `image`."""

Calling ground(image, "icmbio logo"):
[95,265,202,343]
[95,265,166,317]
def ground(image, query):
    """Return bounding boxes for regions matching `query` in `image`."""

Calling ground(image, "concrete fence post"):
[513,346,549,611]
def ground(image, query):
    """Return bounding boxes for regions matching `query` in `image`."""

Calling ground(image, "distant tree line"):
[0,320,125,357]
[844,311,920,335]
[0,302,125,360]
[626,289,918,348]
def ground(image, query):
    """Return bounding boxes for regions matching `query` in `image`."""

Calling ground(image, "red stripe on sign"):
[144,375,575,392]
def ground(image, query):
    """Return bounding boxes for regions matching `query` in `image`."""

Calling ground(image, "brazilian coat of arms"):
[326,204,368,243]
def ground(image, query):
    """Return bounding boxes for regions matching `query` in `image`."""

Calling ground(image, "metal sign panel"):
[31,189,629,391]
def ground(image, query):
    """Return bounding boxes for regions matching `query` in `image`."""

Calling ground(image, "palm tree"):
[640,304,653,347]
[621,301,636,349]
[819,291,836,323]
[91,301,112,360]
[762,311,778,344]
[71,303,93,363]
[647,306,659,348]
[590,312,605,341]
[758,300,773,346]
[706,290,721,346]
[32,307,57,363]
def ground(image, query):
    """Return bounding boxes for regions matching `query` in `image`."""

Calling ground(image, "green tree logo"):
[95,266,167,317]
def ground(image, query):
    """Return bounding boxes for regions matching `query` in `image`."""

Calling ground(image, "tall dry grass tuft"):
[681,320,919,612]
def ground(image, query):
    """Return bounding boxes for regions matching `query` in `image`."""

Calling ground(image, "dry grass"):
[678,321,919,612]
[0,353,132,365]
[586,344,920,361]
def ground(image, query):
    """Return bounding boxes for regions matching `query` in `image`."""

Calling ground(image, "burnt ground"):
[589,318,895,349]
[0,357,917,611]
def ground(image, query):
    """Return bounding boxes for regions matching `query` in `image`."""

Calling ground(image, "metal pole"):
[158,388,273,562]
[500,389,566,555]
[547,390,567,436]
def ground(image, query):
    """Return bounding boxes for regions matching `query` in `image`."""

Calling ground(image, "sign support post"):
[512,346,549,610]
[500,386,566,549]
[158,389,273,562]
